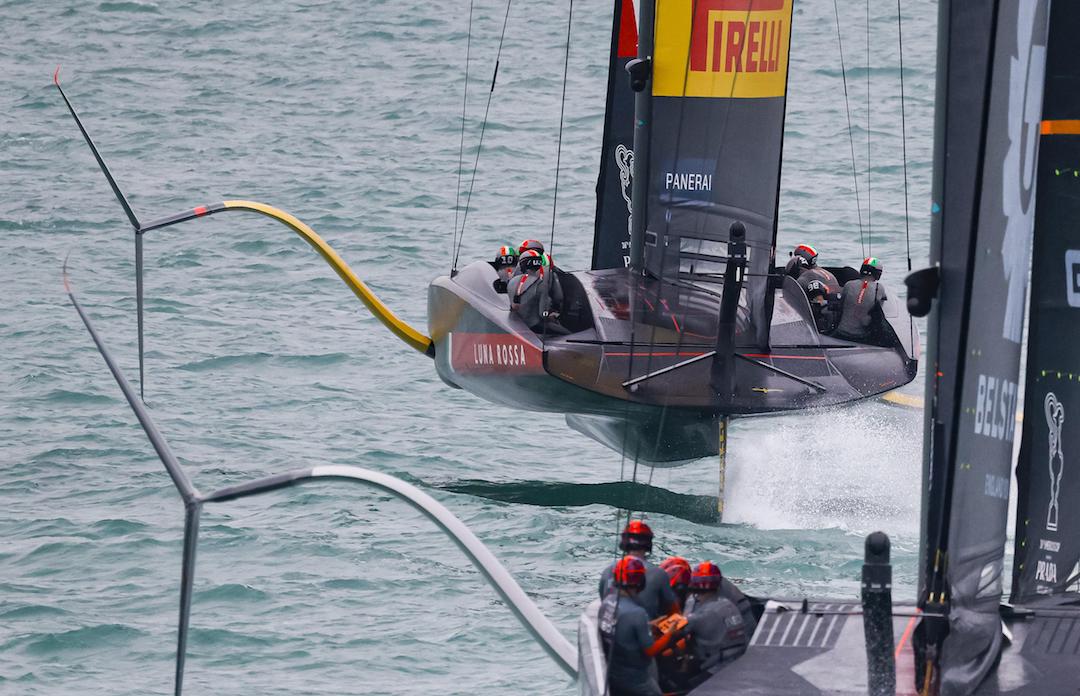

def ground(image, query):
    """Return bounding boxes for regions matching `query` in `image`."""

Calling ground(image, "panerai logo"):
[974,374,1019,443]
[1045,392,1065,531]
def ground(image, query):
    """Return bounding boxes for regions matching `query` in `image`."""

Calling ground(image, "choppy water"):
[3,0,936,693]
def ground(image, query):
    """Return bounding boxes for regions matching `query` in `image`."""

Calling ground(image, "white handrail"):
[309,465,579,677]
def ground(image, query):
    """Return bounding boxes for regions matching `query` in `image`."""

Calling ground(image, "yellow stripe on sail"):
[222,200,433,356]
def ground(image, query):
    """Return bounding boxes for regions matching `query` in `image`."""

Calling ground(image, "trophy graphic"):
[1046,392,1065,532]
[615,144,634,241]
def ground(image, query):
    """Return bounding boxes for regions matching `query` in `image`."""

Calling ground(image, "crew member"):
[519,238,546,255]
[683,562,749,683]
[660,556,692,612]
[834,257,887,342]
[509,249,565,334]
[599,556,685,696]
[784,244,840,331]
[599,521,679,620]
[491,244,519,293]
[717,571,757,636]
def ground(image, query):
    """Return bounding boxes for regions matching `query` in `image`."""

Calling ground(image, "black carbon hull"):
[428,262,918,462]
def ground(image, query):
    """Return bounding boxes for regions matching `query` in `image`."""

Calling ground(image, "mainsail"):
[1012,0,1080,605]
[592,0,794,347]
[644,0,793,347]
[917,0,1049,693]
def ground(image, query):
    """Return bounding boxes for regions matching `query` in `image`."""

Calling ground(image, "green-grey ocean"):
[4,1,937,693]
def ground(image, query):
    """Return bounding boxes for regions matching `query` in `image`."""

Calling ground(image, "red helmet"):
[689,561,723,592]
[619,520,654,553]
[793,244,818,267]
[519,239,545,255]
[660,556,691,589]
[613,555,647,590]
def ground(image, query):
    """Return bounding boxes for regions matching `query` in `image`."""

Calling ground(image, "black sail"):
[918,0,1050,693]
[593,0,640,270]
[1012,0,1080,606]
[642,0,794,346]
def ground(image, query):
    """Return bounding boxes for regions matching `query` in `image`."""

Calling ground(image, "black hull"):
[428,262,918,462]
[685,600,1080,696]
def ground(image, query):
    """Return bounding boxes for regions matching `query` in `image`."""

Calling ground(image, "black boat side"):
[428,261,917,461]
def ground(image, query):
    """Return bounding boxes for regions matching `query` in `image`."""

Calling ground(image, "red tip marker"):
[53,65,61,86]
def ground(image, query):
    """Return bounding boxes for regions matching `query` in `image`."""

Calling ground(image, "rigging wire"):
[549,0,574,255]
[866,0,872,256]
[451,0,514,274]
[450,0,477,274]
[832,0,867,257]
[896,0,912,272]
[896,0,916,355]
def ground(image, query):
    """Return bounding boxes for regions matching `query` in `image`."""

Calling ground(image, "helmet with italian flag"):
[494,244,519,268]
[861,256,883,280]
[519,239,545,255]
[793,244,819,267]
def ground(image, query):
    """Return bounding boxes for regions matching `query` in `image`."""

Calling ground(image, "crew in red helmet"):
[660,556,692,611]
[681,561,750,686]
[784,243,840,331]
[599,555,686,696]
[599,521,678,619]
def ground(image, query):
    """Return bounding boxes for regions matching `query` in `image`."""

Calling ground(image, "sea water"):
[1,0,935,693]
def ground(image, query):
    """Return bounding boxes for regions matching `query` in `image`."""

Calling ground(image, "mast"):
[628,0,655,273]
[913,0,1050,691]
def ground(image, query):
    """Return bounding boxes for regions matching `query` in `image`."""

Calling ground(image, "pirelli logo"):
[654,0,793,99]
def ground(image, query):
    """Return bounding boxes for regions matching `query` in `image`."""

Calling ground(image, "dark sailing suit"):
[599,559,678,620]
[718,578,756,636]
[492,262,516,294]
[598,592,664,696]
[834,276,887,341]
[785,260,840,331]
[684,593,749,675]
[509,263,564,333]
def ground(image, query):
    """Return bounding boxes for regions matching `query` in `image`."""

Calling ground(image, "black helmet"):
[517,249,546,271]
[494,244,519,267]
[861,256,883,280]
[785,254,808,278]
[793,244,819,268]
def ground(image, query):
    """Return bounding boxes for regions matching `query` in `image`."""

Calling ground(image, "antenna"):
[55,68,148,399]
